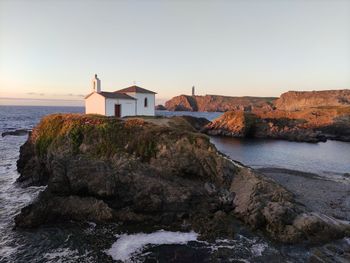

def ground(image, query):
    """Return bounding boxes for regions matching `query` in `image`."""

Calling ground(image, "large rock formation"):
[15,114,350,244]
[204,105,350,142]
[165,95,276,112]
[203,111,256,138]
[275,90,350,111]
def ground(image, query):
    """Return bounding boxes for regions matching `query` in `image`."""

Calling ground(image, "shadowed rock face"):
[15,114,350,244]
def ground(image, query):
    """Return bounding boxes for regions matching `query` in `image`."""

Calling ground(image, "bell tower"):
[92,74,101,93]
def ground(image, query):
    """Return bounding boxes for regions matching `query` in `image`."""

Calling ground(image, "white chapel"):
[85,74,156,117]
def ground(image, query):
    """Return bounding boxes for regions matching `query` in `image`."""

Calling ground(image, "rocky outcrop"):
[165,95,276,112]
[155,105,167,110]
[165,95,198,111]
[275,90,350,111]
[204,106,350,142]
[204,111,256,137]
[15,114,350,244]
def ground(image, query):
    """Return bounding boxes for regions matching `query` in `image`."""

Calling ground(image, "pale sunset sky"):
[0,0,350,106]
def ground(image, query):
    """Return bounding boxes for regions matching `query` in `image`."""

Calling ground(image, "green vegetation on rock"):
[31,114,209,162]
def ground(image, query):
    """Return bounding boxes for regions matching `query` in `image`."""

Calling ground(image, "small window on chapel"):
[144,97,148,107]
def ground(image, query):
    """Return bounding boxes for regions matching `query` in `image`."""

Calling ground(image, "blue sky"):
[0,0,349,106]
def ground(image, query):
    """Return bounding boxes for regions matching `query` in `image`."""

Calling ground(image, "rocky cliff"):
[15,114,350,243]
[165,95,276,112]
[275,90,350,111]
[204,106,350,142]
[165,90,350,115]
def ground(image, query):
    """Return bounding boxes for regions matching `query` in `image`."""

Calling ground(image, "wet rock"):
[15,191,113,228]
[2,129,29,137]
[191,211,235,241]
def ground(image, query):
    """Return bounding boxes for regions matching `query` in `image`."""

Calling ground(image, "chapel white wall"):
[85,93,105,115]
[126,92,155,116]
[105,98,136,117]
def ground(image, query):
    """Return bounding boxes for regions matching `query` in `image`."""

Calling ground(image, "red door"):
[114,104,121,117]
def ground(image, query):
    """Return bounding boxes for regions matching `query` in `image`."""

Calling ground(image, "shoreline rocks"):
[203,107,350,142]
[14,114,350,244]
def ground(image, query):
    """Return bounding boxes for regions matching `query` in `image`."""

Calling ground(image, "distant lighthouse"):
[92,74,101,93]
[192,86,195,96]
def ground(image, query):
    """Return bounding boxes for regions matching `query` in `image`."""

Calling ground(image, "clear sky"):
[1,0,350,106]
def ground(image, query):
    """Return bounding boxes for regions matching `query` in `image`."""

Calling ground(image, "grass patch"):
[31,113,209,162]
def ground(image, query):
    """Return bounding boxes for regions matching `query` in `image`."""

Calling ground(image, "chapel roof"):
[99,91,136,100]
[85,91,136,100]
[115,85,157,94]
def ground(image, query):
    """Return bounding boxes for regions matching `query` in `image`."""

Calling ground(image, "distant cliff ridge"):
[275,90,350,111]
[164,90,350,112]
[165,95,276,112]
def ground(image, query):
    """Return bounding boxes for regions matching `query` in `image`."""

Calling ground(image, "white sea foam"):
[105,230,198,262]
[251,243,268,256]
[43,248,79,262]
[208,236,267,258]
[43,248,93,263]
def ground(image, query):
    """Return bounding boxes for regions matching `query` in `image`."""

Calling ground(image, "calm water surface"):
[210,137,350,176]
[0,106,349,262]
